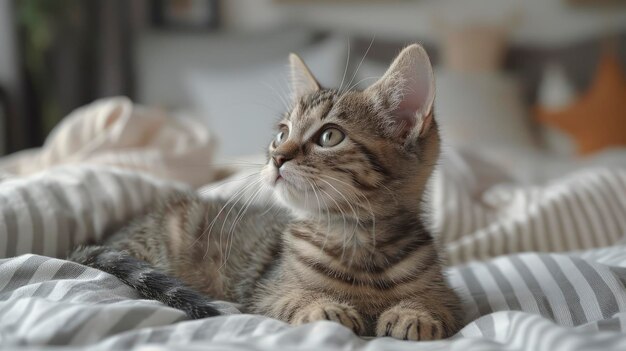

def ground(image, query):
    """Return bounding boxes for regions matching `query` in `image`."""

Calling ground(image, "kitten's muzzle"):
[272,154,292,168]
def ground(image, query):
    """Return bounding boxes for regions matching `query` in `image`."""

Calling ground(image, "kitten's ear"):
[365,44,435,140]
[289,53,320,100]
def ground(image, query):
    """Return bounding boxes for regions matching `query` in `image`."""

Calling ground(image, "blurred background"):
[0,0,625,177]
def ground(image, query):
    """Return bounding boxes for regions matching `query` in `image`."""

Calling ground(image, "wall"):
[136,0,626,158]
[221,0,626,46]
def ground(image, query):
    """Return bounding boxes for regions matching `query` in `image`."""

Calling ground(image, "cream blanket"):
[0,97,223,187]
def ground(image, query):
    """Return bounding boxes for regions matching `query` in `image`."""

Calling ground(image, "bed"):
[1,97,626,350]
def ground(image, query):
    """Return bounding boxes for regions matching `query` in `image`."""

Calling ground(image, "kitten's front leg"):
[266,288,366,335]
[291,298,365,334]
[376,301,453,341]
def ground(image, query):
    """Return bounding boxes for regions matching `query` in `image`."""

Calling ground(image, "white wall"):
[221,0,626,46]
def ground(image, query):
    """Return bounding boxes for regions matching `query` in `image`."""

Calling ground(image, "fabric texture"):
[0,165,188,259]
[0,97,222,188]
[1,152,624,350]
[432,150,626,265]
[1,97,626,350]
[2,249,626,350]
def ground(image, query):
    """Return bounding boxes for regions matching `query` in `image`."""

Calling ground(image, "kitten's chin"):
[270,182,322,218]
[261,164,325,217]
[274,191,319,219]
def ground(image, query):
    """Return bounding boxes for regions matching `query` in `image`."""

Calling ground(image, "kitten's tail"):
[69,245,222,319]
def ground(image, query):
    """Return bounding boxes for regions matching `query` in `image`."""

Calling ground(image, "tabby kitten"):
[70,44,463,340]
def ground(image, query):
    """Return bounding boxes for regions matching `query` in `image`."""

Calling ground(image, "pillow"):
[535,51,626,155]
[184,37,346,157]
[136,28,316,109]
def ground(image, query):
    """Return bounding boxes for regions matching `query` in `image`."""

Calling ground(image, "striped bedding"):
[1,154,626,350]
[432,151,626,265]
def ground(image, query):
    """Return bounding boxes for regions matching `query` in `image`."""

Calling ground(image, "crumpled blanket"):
[0,97,223,188]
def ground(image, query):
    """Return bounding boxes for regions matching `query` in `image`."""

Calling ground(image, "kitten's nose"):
[272,154,292,168]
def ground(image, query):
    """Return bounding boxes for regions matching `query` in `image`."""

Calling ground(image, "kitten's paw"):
[376,306,443,341]
[292,302,365,335]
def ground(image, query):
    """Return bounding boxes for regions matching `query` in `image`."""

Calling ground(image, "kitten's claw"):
[292,302,365,335]
[376,306,443,341]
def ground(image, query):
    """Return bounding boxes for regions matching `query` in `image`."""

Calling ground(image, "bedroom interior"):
[1,0,626,350]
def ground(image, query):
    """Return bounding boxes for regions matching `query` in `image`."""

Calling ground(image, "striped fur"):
[69,245,221,319]
[69,45,463,339]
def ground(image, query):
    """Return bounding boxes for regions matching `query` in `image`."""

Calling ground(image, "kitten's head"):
[261,44,440,221]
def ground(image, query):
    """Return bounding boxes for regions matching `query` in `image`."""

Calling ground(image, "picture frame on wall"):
[151,0,219,30]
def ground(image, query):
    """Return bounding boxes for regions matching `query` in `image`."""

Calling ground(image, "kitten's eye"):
[318,128,345,147]
[273,128,289,147]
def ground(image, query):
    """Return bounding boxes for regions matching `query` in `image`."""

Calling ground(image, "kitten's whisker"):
[207,162,265,167]
[319,174,377,249]
[304,177,322,226]
[322,175,376,246]
[318,175,377,263]
[317,186,349,262]
[216,178,263,261]
[212,179,260,246]
[201,178,261,260]
[247,101,287,115]
[261,80,291,113]
[227,181,266,239]
[260,180,282,216]
[338,39,351,93]
[303,178,330,228]
[260,196,279,216]
[345,76,379,93]
[379,183,398,205]
[189,175,259,251]
[344,36,375,94]
[305,179,331,254]
[198,171,261,197]
[221,182,266,269]
[318,178,360,238]
[218,179,264,265]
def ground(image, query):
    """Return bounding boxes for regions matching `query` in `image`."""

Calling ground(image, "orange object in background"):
[536,50,626,155]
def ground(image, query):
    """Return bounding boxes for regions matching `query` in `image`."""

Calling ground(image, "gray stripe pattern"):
[0,154,626,350]
[0,165,187,259]
[1,249,626,350]
[436,164,626,265]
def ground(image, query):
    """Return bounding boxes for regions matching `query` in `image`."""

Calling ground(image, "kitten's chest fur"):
[253,215,440,314]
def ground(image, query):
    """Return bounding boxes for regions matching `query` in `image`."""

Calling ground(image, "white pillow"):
[136,28,315,109]
[184,37,346,157]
